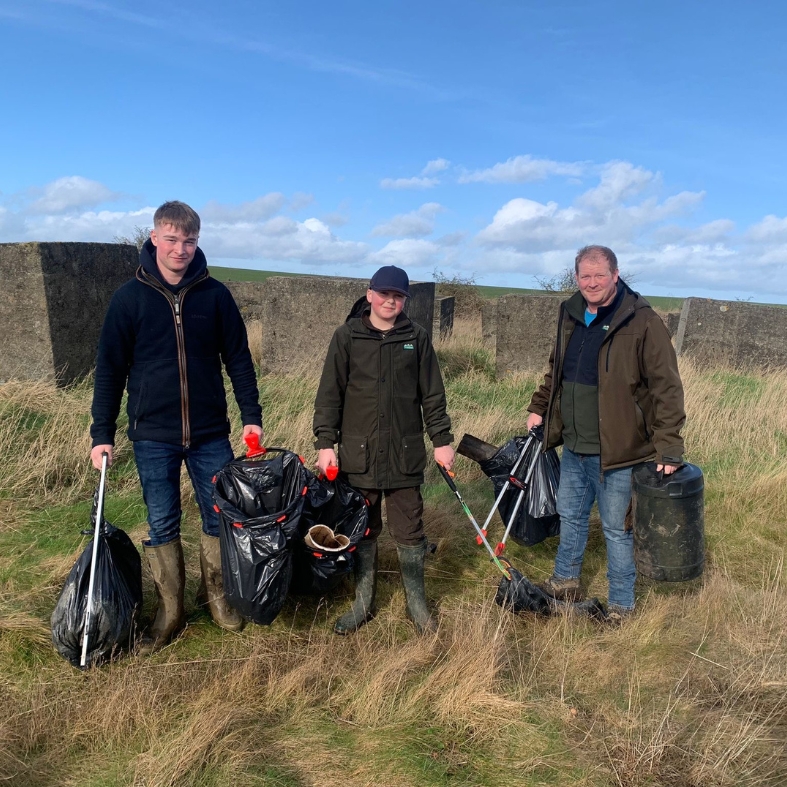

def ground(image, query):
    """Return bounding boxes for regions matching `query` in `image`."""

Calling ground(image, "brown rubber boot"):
[199,533,244,632]
[137,538,186,655]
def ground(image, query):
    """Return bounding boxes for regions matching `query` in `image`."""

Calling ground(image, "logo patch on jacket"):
[403,343,414,350]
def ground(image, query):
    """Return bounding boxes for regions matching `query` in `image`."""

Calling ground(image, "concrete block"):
[665,312,680,338]
[0,242,138,385]
[261,276,435,375]
[495,295,562,378]
[675,297,787,370]
[224,280,266,321]
[481,299,498,351]
[434,296,454,339]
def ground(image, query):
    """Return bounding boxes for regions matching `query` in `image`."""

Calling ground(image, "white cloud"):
[201,193,286,222]
[747,214,787,243]
[369,238,441,269]
[459,155,586,184]
[476,162,705,255]
[380,176,439,190]
[289,192,315,211]
[371,202,444,238]
[26,176,122,214]
[421,158,450,175]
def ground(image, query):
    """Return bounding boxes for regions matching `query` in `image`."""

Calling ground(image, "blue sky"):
[1,0,786,301]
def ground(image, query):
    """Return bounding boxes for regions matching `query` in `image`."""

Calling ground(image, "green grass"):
[1,339,786,786]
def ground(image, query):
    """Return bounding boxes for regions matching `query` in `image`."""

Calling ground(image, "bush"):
[433,268,484,317]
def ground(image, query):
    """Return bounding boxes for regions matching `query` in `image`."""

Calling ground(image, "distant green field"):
[210,265,686,311]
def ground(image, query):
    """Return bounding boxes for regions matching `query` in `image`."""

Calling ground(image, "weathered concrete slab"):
[665,311,680,338]
[434,296,454,339]
[224,280,266,321]
[675,297,787,369]
[481,299,498,352]
[495,295,562,378]
[261,276,435,375]
[0,242,138,385]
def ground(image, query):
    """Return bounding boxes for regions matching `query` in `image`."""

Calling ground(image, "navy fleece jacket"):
[90,240,261,448]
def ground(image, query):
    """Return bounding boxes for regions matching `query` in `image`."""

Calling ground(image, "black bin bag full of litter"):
[51,512,142,668]
[293,475,370,595]
[479,426,561,546]
[213,448,311,625]
[495,565,606,620]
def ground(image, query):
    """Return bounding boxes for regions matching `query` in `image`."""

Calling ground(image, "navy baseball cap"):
[369,265,409,296]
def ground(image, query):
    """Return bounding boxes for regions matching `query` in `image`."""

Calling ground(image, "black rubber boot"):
[396,539,437,634]
[334,540,378,634]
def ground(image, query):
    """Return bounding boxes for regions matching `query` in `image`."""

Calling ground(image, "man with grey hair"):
[526,245,686,621]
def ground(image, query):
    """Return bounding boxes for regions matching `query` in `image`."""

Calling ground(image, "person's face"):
[150,223,198,283]
[366,288,406,323]
[576,254,619,310]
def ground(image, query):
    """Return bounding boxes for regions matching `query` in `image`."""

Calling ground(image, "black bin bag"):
[213,448,312,625]
[293,475,370,595]
[495,565,606,620]
[51,508,142,668]
[479,426,561,546]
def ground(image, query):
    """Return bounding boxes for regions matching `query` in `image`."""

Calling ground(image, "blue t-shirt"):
[584,309,595,326]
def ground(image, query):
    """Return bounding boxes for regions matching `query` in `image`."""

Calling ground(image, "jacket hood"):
[140,238,208,290]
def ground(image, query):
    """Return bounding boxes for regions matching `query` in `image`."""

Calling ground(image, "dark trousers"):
[359,486,424,546]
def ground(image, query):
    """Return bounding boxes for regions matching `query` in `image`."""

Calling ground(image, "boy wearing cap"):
[314,265,455,634]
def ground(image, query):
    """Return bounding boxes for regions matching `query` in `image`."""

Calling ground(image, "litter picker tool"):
[479,434,534,547]
[494,442,542,556]
[80,451,108,668]
[436,461,512,579]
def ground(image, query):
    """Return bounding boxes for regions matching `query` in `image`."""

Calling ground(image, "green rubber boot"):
[397,539,437,634]
[137,538,186,655]
[334,540,378,634]
[200,534,244,632]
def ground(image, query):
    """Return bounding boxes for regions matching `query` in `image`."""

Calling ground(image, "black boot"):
[396,539,437,634]
[334,540,378,634]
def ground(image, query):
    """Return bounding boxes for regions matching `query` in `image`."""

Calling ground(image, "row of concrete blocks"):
[2,242,785,386]
[483,294,787,377]
[0,242,455,385]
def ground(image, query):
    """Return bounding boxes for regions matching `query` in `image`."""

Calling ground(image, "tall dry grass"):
[0,319,785,785]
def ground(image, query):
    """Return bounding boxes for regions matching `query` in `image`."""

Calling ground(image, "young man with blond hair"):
[90,200,263,653]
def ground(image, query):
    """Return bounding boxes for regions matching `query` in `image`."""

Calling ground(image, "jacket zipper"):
[597,304,634,480]
[137,268,207,448]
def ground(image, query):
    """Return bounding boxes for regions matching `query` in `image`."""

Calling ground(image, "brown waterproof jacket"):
[313,307,452,489]
[528,284,685,471]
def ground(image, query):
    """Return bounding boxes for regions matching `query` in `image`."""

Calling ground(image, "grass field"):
[0,319,785,786]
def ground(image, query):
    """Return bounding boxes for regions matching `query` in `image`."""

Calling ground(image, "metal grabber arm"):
[435,461,512,580]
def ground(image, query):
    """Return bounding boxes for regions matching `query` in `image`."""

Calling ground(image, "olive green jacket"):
[313,307,452,489]
[528,284,685,471]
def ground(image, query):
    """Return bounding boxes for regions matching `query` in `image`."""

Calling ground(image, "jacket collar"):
[346,296,413,334]
[565,280,646,332]
[139,238,209,292]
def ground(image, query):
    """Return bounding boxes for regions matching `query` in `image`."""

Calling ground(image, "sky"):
[1,0,786,301]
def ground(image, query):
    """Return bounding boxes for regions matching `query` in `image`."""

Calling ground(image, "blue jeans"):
[553,448,635,610]
[133,438,234,546]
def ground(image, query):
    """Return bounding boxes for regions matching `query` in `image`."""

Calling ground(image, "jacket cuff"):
[314,437,336,450]
[431,432,454,448]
